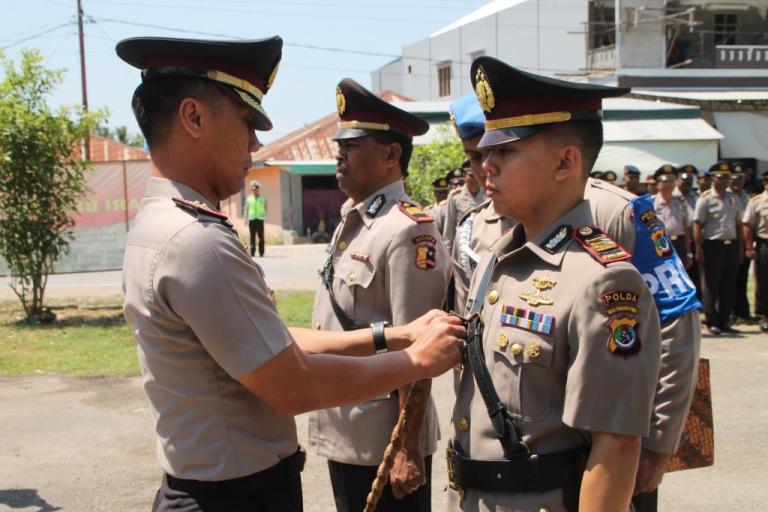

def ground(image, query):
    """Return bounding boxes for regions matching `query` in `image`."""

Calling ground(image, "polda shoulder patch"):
[573,225,631,265]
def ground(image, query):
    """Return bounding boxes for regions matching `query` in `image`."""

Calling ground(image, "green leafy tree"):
[0,49,104,322]
[405,124,465,206]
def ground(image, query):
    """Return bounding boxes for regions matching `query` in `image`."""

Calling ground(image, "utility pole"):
[77,0,90,159]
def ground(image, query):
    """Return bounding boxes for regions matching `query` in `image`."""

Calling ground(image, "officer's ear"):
[553,144,583,183]
[178,97,205,139]
[384,141,402,168]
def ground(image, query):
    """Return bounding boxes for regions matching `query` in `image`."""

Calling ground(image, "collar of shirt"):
[144,177,216,209]
[340,180,406,228]
[489,199,592,268]
[483,200,503,223]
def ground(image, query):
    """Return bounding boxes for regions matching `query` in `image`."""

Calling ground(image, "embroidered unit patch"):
[573,225,631,265]
[412,234,437,270]
[607,315,640,355]
[541,224,572,254]
[398,201,434,223]
[499,305,555,335]
[600,290,639,316]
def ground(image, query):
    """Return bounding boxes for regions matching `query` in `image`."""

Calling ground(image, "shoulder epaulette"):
[438,199,448,206]
[398,200,434,223]
[701,189,712,197]
[172,198,234,230]
[573,225,631,265]
[748,194,761,204]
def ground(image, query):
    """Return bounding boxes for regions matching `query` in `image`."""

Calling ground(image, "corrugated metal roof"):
[87,134,150,162]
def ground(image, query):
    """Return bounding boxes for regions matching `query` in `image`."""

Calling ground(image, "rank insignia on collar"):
[499,305,555,335]
[366,194,385,217]
[398,201,434,223]
[607,315,640,356]
[573,225,631,265]
[541,224,572,254]
[412,234,437,270]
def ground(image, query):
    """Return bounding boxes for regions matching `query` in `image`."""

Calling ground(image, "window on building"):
[438,63,451,97]
[407,65,412,74]
[714,14,737,45]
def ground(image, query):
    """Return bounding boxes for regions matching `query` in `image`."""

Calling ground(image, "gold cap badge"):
[336,86,346,116]
[474,66,495,113]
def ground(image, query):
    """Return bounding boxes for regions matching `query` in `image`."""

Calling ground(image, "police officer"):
[310,78,450,512]
[624,165,641,195]
[116,37,464,512]
[443,93,489,253]
[426,175,450,235]
[645,175,658,196]
[694,162,744,335]
[743,171,768,332]
[731,164,753,321]
[447,94,516,316]
[697,168,712,196]
[653,165,693,267]
[447,57,661,512]
[675,164,699,212]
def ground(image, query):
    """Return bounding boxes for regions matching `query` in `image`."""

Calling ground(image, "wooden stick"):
[363,379,430,512]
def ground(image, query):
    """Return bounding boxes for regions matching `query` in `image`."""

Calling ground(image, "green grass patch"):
[0,290,315,378]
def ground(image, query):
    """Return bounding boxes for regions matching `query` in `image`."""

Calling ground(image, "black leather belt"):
[166,448,306,492]
[446,442,589,497]
[704,239,736,246]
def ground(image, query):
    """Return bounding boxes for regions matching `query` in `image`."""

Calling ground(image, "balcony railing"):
[715,45,768,68]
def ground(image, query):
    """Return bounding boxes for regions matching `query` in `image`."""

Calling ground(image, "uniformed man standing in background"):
[426,174,450,235]
[676,165,703,300]
[447,56,661,512]
[117,37,464,512]
[730,164,753,321]
[653,165,693,268]
[623,165,641,195]
[310,78,450,512]
[694,162,743,335]
[443,93,488,253]
[743,171,768,332]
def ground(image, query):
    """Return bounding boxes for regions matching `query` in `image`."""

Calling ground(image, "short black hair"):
[368,131,414,177]
[131,77,223,148]
[544,120,604,178]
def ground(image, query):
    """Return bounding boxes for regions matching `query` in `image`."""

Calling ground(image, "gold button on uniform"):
[496,334,509,349]
[487,290,499,305]
[347,272,356,283]
[539,508,551,512]
[457,417,470,431]
[511,343,523,356]
[314,323,322,330]
[337,240,348,250]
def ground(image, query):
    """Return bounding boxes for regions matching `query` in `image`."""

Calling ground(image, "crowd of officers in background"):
[431,159,768,334]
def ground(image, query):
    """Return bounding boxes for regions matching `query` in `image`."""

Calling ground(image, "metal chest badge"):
[519,276,556,306]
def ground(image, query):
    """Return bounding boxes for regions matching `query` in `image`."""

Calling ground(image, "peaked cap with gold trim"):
[653,164,678,182]
[116,36,282,131]
[709,161,732,177]
[677,164,698,180]
[333,78,429,140]
[470,56,630,148]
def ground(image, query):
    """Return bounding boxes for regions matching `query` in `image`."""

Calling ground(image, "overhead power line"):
[0,21,76,50]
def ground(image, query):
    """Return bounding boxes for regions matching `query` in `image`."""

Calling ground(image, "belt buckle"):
[670,235,678,241]
[446,447,465,500]
[724,240,733,245]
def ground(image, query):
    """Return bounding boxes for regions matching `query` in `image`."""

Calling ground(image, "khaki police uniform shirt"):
[743,191,768,239]
[694,189,741,240]
[452,200,517,316]
[653,193,689,238]
[309,180,449,465]
[426,199,448,236]
[449,200,661,512]
[585,179,701,455]
[674,188,698,219]
[444,184,485,253]
[122,178,298,481]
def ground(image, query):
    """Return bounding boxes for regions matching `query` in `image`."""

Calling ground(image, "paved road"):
[1,323,766,511]
[0,244,328,300]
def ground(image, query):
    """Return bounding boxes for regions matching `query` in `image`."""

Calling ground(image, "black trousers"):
[632,489,658,512]
[153,452,304,512]
[701,240,739,327]
[249,218,265,257]
[756,239,768,318]
[734,258,752,318]
[328,456,432,512]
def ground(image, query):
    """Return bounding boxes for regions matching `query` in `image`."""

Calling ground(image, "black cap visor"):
[478,125,544,148]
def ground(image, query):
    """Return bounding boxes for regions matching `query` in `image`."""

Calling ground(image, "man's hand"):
[634,449,671,495]
[389,447,426,499]
[388,310,448,351]
[746,247,757,260]
[405,314,465,378]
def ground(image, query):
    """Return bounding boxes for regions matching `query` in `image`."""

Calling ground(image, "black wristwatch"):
[371,321,391,354]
